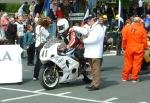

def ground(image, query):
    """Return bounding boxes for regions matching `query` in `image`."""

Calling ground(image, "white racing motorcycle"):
[39,38,91,90]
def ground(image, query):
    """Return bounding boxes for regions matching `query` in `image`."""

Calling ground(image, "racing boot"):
[82,73,92,84]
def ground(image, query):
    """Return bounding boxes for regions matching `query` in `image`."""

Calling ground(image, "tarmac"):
[0,55,150,103]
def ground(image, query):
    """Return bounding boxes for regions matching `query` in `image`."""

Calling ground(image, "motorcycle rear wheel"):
[39,65,59,90]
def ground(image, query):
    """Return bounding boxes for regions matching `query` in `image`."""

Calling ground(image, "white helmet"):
[57,18,69,34]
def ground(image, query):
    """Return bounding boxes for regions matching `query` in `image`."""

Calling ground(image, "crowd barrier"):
[0,45,23,84]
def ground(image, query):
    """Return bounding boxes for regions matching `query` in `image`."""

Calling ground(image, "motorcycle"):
[39,38,91,90]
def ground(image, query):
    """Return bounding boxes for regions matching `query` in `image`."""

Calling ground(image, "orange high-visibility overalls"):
[122,23,147,80]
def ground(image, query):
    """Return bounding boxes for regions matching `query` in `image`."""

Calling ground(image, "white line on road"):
[0,87,115,103]
[56,92,72,96]
[103,98,118,102]
[34,89,45,92]
[1,94,42,102]
[58,95,112,103]
[0,87,36,93]
[139,102,148,103]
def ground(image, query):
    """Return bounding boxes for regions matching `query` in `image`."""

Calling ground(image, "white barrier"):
[0,45,23,84]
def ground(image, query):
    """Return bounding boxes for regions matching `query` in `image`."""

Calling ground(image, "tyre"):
[39,65,59,90]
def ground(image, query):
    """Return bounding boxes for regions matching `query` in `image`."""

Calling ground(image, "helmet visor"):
[58,25,64,31]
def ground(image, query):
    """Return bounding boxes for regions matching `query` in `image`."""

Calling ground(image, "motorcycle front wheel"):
[39,65,59,90]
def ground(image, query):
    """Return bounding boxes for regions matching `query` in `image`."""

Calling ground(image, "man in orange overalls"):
[122,17,147,82]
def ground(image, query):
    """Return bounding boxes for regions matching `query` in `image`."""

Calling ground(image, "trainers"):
[33,77,39,81]
[27,63,34,66]
[132,80,139,83]
[122,79,127,82]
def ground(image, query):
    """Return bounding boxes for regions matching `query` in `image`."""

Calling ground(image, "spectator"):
[137,0,144,17]
[122,17,147,82]
[33,17,52,80]
[26,14,34,26]
[29,1,36,17]
[26,14,36,35]
[15,16,24,50]
[145,3,150,15]
[50,0,57,15]
[5,17,17,44]
[0,10,3,17]
[56,6,64,20]
[0,12,9,33]
[34,13,40,25]
[18,3,25,16]
[18,2,29,16]
[23,24,35,66]
[49,9,56,21]
[34,2,44,15]
[144,14,150,32]
[48,0,57,20]
[22,1,30,15]
[48,1,57,38]
[57,0,64,11]
[98,15,106,60]
[87,0,96,13]
[106,5,115,28]
[70,0,79,13]
[63,0,71,18]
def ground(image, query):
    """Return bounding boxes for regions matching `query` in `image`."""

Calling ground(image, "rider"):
[57,18,91,83]
[57,18,83,50]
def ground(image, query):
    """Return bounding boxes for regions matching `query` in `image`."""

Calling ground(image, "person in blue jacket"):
[24,24,35,66]
[144,15,150,32]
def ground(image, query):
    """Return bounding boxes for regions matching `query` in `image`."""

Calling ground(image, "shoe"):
[85,85,100,91]
[85,85,93,89]
[131,80,139,83]
[33,77,39,81]
[141,67,148,71]
[122,79,127,82]
[27,63,34,66]
[82,77,92,84]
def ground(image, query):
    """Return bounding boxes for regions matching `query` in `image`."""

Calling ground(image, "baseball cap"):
[84,15,96,23]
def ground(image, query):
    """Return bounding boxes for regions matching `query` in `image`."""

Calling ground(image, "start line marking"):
[0,87,118,103]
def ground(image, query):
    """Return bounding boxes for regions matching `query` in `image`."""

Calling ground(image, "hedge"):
[0,3,21,13]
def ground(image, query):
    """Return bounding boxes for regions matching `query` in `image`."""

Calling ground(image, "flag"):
[84,8,89,20]
[118,0,124,31]
[81,8,89,26]
[43,0,50,16]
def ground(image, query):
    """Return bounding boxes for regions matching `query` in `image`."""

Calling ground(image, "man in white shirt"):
[15,16,24,48]
[15,16,25,58]
[69,15,105,91]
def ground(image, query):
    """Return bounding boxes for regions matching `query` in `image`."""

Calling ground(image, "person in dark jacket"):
[5,17,17,44]
[106,5,115,28]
